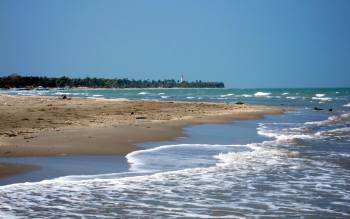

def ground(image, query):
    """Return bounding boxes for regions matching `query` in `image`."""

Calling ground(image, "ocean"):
[0,88,349,218]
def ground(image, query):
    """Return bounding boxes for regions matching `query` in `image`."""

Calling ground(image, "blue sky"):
[1,0,349,88]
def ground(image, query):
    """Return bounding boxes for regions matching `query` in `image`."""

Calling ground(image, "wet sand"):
[0,162,39,179]
[0,94,286,177]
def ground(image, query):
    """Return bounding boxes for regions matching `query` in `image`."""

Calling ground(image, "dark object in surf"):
[61,95,71,100]
[235,101,244,105]
[130,111,134,115]
[136,116,147,119]
[328,108,333,111]
[314,107,323,111]
[280,104,285,106]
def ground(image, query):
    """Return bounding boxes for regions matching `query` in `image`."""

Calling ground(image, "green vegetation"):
[0,74,224,88]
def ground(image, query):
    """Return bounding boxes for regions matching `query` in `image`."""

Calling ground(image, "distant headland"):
[0,74,224,89]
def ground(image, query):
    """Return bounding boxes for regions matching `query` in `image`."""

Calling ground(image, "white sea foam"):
[344,103,350,107]
[220,93,234,98]
[305,113,350,126]
[126,144,249,172]
[186,96,195,99]
[312,97,332,101]
[92,94,103,97]
[241,94,253,97]
[286,96,297,100]
[214,143,282,168]
[158,93,165,95]
[138,92,149,95]
[315,94,325,97]
[254,92,271,97]
[257,127,314,142]
[259,114,350,143]
[282,92,289,95]
[54,92,71,95]
[315,127,350,138]
[161,96,169,99]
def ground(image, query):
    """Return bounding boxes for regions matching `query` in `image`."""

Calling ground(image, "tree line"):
[0,74,224,88]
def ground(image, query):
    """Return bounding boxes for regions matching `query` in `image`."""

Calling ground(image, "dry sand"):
[0,94,286,177]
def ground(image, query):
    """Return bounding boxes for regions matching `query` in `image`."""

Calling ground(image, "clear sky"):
[1,0,349,88]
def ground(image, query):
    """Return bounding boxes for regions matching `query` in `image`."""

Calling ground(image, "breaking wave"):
[254,92,271,97]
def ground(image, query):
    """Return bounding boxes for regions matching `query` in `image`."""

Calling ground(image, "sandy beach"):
[0,94,285,177]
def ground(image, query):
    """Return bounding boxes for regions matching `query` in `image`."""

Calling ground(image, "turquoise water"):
[2,87,349,109]
[0,88,349,218]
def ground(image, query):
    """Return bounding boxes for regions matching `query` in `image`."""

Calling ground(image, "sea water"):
[0,88,349,218]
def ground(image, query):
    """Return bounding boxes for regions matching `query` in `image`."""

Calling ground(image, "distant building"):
[180,74,184,83]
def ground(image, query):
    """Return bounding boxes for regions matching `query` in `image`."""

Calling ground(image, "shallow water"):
[0,88,349,218]
[0,156,129,186]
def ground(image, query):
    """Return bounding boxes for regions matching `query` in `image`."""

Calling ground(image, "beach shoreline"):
[0,94,286,178]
